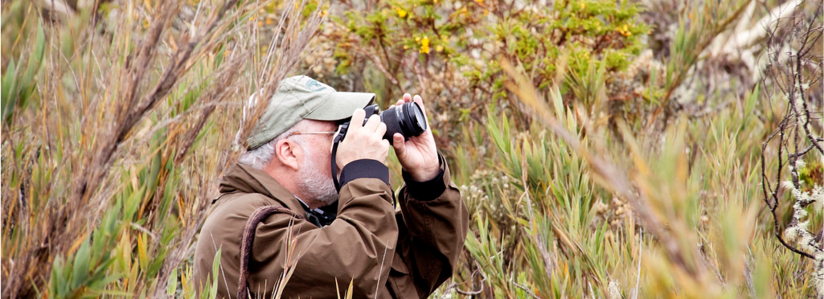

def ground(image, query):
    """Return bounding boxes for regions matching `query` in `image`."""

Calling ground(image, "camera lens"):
[337,102,428,145]
[381,102,427,144]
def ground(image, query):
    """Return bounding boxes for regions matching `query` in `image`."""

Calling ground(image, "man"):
[193,76,469,298]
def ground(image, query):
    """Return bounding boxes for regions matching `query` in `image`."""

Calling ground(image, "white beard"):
[297,153,338,205]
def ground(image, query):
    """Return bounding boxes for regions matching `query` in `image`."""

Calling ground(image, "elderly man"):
[193,76,468,298]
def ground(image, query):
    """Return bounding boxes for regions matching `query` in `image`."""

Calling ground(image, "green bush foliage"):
[2,0,823,298]
[323,0,647,146]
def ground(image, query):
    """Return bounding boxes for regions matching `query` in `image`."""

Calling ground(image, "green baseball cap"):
[247,75,375,149]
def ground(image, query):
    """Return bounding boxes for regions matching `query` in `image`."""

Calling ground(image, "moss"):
[799,160,824,192]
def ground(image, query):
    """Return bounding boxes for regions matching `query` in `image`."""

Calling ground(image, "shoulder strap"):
[237,206,304,299]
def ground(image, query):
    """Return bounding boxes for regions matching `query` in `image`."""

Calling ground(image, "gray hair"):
[239,120,309,170]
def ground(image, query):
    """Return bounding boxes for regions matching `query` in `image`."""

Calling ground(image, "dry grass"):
[2,0,321,297]
[2,0,823,298]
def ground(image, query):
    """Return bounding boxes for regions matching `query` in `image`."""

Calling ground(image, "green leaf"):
[167,268,178,296]
[2,59,19,122]
[207,249,222,299]
[214,45,225,68]
[71,240,92,289]
[15,21,46,122]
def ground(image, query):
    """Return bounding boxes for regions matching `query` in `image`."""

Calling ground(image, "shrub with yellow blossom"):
[319,0,647,151]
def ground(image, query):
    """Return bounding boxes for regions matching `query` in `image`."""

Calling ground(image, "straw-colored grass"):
[2,0,822,298]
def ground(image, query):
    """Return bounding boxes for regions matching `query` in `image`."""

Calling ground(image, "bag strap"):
[237,206,304,299]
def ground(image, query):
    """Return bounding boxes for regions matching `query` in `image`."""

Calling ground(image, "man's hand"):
[392,94,440,182]
[337,109,390,169]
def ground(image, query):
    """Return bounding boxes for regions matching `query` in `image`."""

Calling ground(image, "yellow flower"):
[396,7,407,18]
[403,45,409,49]
[580,2,585,9]
[436,45,443,52]
[483,9,489,16]
[415,36,420,42]
[420,36,430,54]
[475,0,484,3]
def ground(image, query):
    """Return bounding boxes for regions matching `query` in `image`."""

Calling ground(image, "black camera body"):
[332,102,428,145]
[330,101,428,190]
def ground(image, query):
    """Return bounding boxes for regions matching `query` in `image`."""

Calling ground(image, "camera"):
[330,101,428,190]
[333,102,428,145]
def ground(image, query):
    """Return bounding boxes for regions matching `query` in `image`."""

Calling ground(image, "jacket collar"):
[217,163,305,213]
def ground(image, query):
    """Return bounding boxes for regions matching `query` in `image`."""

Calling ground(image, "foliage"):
[2,0,823,298]
[320,0,647,149]
[1,0,321,297]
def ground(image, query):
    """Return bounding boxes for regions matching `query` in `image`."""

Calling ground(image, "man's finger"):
[403,93,412,103]
[363,114,381,132]
[376,122,387,137]
[413,95,425,111]
[347,109,366,135]
[392,133,406,155]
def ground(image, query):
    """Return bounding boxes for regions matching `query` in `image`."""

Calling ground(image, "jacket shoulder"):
[213,192,277,215]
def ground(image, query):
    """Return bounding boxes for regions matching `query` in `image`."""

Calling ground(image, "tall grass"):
[3,0,823,298]
[2,0,321,297]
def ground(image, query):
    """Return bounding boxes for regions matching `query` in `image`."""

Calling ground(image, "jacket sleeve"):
[391,154,469,297]
[247,161,398,298]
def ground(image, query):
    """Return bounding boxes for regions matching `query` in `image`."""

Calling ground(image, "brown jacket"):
[193,156,468,298]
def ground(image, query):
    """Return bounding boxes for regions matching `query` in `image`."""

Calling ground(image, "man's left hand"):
[391,94,440,182]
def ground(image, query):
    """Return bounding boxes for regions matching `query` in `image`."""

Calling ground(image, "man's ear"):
[275,139,301,171]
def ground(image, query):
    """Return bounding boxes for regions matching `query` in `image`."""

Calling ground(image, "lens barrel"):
[336,102,428,145]
[380,102,427,144]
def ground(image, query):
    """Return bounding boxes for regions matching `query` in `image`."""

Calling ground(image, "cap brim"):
[304,92,375,121]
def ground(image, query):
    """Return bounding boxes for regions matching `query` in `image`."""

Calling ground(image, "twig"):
[513,282,542,299]
[439,270,485,298]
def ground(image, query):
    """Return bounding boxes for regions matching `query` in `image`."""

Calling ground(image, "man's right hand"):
[336,109,390,170]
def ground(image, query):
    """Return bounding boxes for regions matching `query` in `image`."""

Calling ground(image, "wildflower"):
[436,45,443,52]
[420,36,430,54]
[396,7,407,18]
[403,45,408,49]
[580,2,585,10]
[617,24,631,37]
